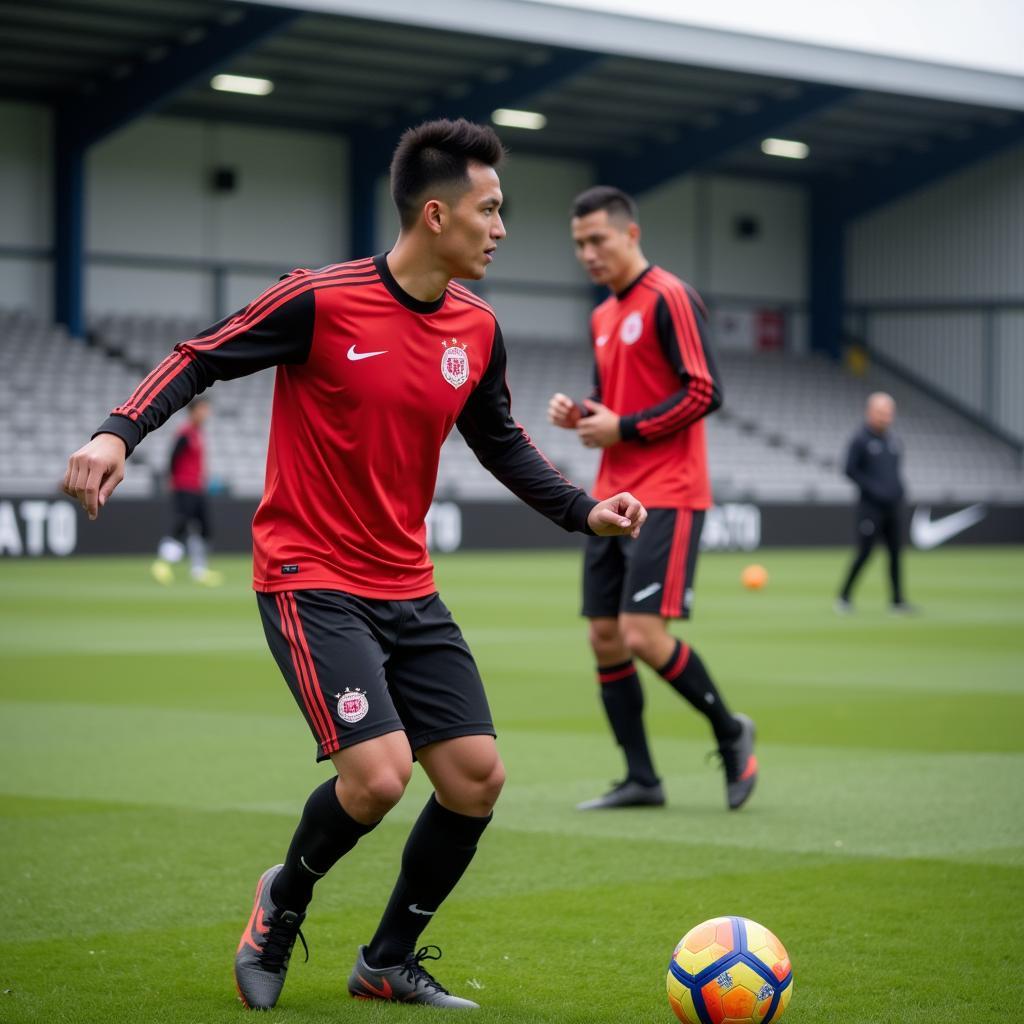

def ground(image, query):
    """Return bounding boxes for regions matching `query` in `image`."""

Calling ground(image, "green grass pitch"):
[1,546,1022,1023]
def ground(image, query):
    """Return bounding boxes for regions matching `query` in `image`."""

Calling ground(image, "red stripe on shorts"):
[276,593,339,755]
[660,510,693,618]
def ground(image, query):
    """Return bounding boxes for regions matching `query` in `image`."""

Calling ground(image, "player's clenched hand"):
[576,400,621,448]
[63,434,127,521]
[547,392,582,429]
[588,492,647,539]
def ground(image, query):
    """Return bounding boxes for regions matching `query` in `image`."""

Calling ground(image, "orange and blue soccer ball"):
[667,917,793,1024]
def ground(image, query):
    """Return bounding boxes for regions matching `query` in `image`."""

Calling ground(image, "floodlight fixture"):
[761,138,809,159]
[492,108,547,130]
[211,74,274,96]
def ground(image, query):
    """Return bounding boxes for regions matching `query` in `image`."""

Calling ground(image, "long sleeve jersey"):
[589,265,722,509]
[844,425,905,507]
[96,254,597,598]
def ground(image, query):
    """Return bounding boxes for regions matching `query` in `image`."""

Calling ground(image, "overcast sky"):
[535,0,1024,77]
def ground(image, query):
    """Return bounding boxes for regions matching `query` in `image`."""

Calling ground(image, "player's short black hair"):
[571,185,639,224]
[390,118,506,228]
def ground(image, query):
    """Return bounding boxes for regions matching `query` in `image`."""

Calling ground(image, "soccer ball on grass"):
[667,916,792,1024]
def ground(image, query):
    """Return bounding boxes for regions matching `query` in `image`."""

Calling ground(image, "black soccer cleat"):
[576,778,666,810]
[234,864,308,1010]
[349,944,479,1009]
[890,601,920,615]
[718,713,758,811]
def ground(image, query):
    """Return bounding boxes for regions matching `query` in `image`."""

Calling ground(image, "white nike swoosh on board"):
[408,904,435,916]
[347,345,388,361]
[910,504,987,550]
[631,582,662,602]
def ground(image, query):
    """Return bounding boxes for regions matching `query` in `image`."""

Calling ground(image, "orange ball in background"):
[741,564,769,589]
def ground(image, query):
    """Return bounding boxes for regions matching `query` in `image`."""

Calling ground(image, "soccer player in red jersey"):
[63,122,646,1011]
[548,186,757,812]
[150,397,223,587]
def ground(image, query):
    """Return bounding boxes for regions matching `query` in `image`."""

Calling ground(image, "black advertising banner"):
[1,497,1021,558]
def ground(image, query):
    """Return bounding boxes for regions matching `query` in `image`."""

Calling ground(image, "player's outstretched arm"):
[547,392,582,429]
[458,325,600,532]
[66,275,317,519]
[588,491,647,539]
[63,433,127,520]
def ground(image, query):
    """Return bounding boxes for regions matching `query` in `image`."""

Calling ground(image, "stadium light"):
[492,108,547,130]
[211,74,274,96]
[761,138,809,159]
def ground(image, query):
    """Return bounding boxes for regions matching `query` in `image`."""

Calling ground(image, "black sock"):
[658,641,740,744]
[597,660,659,786]
[270,777,378,913]
[365,795,492,968]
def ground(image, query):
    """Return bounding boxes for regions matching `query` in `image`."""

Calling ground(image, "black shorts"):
[171,490,210,540]
[582,508,704,620]
[257,589,494,762]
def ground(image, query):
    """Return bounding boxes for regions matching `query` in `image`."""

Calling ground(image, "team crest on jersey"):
[620,311,644,344]
[440,338,469,389]
[337,689,369,724]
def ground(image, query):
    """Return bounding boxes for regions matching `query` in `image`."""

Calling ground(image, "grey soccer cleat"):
[718,713,758,811]
[348,944,479,1009]
[235,864,308,1010]
[890,601,919,615]
[576,778,666,811]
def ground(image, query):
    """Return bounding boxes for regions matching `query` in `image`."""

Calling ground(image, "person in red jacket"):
[63,120,645,1013]
[151,397,222,586]
[549,186,757,812]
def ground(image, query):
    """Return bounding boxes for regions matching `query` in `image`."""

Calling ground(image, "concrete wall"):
[0,101,52,312]
[0,99,809,346]
[848,143,1024,440]
[0,100,347,320]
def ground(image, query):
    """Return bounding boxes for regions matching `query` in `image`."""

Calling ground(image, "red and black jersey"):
[96,254,596,598]
[169,423,205,493]
[589,265,722,509]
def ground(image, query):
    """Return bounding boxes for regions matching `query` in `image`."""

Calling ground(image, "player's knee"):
[588,619,622,658]
[468,754,506,812]
[354,764,411,815]
[439,755,505,816]
[480,757,506,809]
[620,623,660,663]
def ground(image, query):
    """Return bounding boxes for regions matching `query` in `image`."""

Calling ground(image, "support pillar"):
[809,188,844,359]
[53,126,85,339]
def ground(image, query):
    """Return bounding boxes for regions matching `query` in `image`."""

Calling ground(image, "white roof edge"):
[254,0,1024,111]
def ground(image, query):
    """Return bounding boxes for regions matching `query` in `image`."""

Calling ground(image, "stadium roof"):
[3,0,1022,190]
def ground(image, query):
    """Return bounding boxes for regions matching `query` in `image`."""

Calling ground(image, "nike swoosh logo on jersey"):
[631,582,662,603]
[408,904,436,916]
[347,345,388,361]
[910,504,986,550]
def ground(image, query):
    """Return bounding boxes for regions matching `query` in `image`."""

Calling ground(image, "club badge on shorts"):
[337,688,369,724]
[440,338,469,389]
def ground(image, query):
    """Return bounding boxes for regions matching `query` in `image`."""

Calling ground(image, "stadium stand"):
[2,309,1021,504]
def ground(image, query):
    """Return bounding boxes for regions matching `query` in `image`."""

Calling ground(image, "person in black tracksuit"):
[837,392,912,612]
